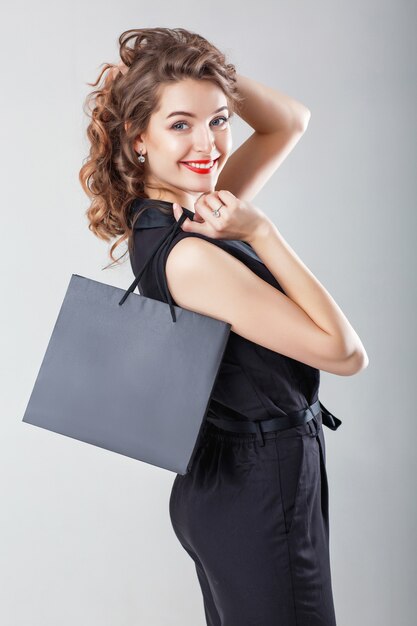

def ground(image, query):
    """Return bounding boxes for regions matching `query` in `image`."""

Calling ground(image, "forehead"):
[155,79,228,116]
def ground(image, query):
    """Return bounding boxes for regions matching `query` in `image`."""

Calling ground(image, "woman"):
[79,27,368,626]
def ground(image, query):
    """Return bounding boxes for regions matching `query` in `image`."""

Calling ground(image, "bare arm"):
[166,238,368,376]
[216,74,311,202]
[167,193,369,376]
[231,73,311,133]
[246,219,369,369]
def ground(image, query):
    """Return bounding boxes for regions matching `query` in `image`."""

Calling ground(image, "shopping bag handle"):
[118,209,189,322]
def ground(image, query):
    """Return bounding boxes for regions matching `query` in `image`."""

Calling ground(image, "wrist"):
[244,217,276,246]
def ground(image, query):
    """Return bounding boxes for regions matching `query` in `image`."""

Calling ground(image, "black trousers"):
[169,409,337,626]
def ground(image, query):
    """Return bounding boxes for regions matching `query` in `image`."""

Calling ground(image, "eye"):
[211,116,229,127]
[171,116,230,131]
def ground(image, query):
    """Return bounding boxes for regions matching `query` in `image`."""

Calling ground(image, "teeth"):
[184,160,214,169]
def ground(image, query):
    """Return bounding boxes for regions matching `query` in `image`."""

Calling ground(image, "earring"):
[138,148,146,164]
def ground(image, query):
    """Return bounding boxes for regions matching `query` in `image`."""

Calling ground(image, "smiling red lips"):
[180,157,220,174]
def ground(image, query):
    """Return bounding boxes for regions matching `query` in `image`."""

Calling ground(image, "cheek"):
[219,130,233,155]
[149,127,185,153]
[165,134,192,159]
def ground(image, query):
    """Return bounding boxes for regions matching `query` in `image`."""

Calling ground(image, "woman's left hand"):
[172,189,270,243]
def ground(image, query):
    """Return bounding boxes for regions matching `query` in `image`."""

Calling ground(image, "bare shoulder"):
[165,236,356,375]
[165,235,249,277]
[165,236,254,319]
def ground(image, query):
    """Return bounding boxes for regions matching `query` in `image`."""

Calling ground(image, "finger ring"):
[212,203,223,218]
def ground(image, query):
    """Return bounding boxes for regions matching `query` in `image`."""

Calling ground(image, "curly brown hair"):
[78,27,244,270]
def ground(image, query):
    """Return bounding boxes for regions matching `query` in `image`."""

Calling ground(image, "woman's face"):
[135,78,233,211]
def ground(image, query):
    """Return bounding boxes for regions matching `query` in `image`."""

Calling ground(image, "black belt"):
[205,399,342,446]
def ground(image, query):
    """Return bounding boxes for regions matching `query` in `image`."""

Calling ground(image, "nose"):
[193,126,216,154]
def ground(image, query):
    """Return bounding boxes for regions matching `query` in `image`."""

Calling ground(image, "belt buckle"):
[254,421,266,446]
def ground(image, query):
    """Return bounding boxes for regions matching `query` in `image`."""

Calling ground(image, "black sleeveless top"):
[128,197,339,427]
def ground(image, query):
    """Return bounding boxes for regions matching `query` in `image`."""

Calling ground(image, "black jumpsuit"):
[129,197,342,626]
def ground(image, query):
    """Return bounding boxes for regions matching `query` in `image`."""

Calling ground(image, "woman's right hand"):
[173,189,273,244]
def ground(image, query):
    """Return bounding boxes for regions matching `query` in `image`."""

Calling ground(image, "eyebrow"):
[166,106,229,119]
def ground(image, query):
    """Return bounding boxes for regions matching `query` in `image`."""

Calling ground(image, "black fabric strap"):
[206,398,342,444]
[119,210,189,321]
[318,400,342,430]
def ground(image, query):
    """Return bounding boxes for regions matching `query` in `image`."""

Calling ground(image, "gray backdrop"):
[1,1,415,624]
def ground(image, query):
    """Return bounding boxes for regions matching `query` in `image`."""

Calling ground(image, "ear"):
[124,120,143,140]
[129,128,145,154]
[132,138,145,154]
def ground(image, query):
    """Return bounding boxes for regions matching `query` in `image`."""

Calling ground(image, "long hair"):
[78,27,244,269]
